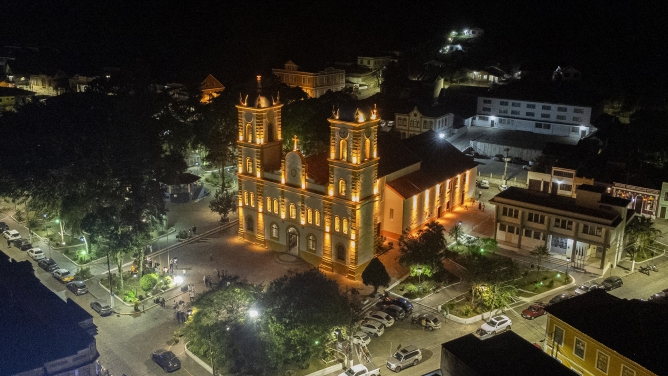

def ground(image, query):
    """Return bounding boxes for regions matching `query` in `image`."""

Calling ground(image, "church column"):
[237,181,245,238]
[346,208,358,280]
[256,183,265,244]
[320,200,334,272]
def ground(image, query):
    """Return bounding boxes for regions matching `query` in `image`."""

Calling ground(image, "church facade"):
[236,80,477,279]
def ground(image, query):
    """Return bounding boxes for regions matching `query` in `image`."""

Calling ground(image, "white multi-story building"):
[272,60,345,98]
[472,96,595,138]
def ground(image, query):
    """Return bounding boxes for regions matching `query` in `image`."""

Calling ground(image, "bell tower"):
[325,105,380,279]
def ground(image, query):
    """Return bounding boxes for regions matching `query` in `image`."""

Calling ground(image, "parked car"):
[480,315,512,335]
[38,258,59,272]
[548,293,572,305]
[601,276,623,290]
[152,349,181,372]
[386,345,422,373]
[17,240,33,251]
[521,303,547,320]
[522,165,531,170]
[411,313,442,330]
[338,363,380,376]
[493,154,504,161]
[499,184,508,191]
[90,300,113,316]
[3,229,21,241]
[378,296,413,314]
[477,179,490,189]
[574,283,603,295]
[365,310,395,327]
[0,222,9,231]
[378,304,406,320]
[359,319,385,337]
[66,281,89,295]
[53,268,74,283]
[27,248,45,260]
[351,331,371,346]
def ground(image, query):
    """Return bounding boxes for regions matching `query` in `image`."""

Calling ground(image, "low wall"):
[185,342,213,374]
[476,171,527,188]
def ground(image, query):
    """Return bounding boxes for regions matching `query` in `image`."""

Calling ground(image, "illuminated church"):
[236,78,477,279]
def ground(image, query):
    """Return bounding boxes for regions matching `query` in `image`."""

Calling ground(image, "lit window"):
[342,218,348,234]
[340,139,348,161]
[273,199,278,214]
[335,216,340,232]
[307,208,313,224]
[315,210,321,226]
[250,193,255,207]
[244,191,248,205]
[266,197,271,212]
[289,204,296,219]
[246,157,253,174]
[246,123,253,142]
[271,223,279,239]
[339,179,346,196]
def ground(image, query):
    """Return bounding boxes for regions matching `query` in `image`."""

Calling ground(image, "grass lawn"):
[509,270,571,298]
[391,269,459,299]
[100,271,175,303]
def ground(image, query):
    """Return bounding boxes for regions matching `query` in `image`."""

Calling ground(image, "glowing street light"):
[174,276,184,285]
[249,309,259,318]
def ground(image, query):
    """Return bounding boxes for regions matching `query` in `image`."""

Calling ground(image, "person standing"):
[479,201,482,210]
[192,225,197,235]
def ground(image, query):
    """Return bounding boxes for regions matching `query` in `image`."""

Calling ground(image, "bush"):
[547,279,554,288]
[460,305,473,316]
[74,267,92,280]
[177,230,189,239]
[124,290,136,303]
[157,229,167,236]
[140,273,159,292]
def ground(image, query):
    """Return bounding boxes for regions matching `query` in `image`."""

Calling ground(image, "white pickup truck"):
[338,363,381,376]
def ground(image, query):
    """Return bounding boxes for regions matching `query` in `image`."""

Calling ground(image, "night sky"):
[2,1,667,96]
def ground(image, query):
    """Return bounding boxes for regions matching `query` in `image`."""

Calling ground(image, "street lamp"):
[566,257,571,282]
[55,218,65,244]
[417,267,423,285]
[249,309,259,318]
[196,161,201,176]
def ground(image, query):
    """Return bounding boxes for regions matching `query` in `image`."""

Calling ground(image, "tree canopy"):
[361,257,391,294]
[398,221,447,270]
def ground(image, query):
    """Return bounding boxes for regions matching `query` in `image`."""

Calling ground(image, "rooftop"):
[441,331,576,376]
[545,289,668,375]
[490,187,629,226]
[0,252,97,375]
[481,81,600,108]
[386,131,478,198]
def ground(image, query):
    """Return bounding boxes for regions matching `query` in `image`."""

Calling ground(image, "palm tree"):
[625,216,661,272]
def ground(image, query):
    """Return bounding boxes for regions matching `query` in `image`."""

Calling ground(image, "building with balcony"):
[272,60,345,98]
[544,289,667,376]
[489,185,631,272]
[394,105,455,139]
[236,79,476,279]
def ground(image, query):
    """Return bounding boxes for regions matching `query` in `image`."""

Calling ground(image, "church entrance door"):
[287,227,299,255]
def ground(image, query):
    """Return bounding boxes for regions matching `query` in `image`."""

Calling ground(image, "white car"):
[477,179,490,189]
[480,315,512,335]
[358,319,385,337]
[53,268,74,283]
[351,331,371,346]
[499,184,508,191]
[27,248,45,260]
[574,283,603,295]
[3,229,21,241]
[365,310,395,327]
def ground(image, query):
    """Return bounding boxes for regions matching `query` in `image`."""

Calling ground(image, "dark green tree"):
[209,189,238,222]
[625,216,662,272]
[361,257,391,294]
[398,220,447,270]
[529,245,550,273]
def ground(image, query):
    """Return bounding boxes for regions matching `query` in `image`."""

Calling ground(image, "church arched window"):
[246,157,253,174]
[289,203,297,219]
[307,208,313,224]
[334,216,340,232]
[340,139,348,161]
[336,244,346,261]
[273,199,279,214]
[365,138,371,160]
[342,218,349,234]
[246,123,253,142]
[338,179,346,196]
[315,210,321,226]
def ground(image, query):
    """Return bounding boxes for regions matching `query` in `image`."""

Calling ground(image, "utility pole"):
[502,148,511,186]
[107,252,114,308]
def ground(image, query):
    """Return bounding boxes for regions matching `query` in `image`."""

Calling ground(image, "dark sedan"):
[66,281,88,295]
[548,293,572,305]
[378,296,414,314]
[601,276,623,291]
[0,222,8,231]
[90,300,113,316]
[152,349,181,372]
[37,258,59,272]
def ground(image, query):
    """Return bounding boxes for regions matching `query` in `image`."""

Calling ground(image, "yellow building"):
[544,290,666,376]
[236,78,477,279]
[200,74,225,103]
[272,60,345,98]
